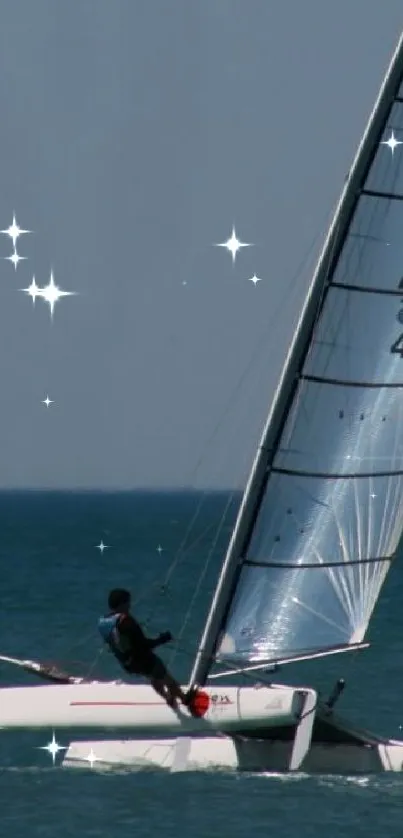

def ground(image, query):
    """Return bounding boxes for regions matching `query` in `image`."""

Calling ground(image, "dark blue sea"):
[1,490,403,836]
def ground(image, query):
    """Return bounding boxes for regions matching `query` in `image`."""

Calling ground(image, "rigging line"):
[136,218,332,614]
[57,630,103,665]
[135,218,335,621]
[161,502,216,591]
[133,518,222,612]
[167,491,237,671]
[274,207,347,464]
[84,646,105,680]
[262,200,343,459]
[192,208,329,470]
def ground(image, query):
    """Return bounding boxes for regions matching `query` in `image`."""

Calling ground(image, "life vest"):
[98,613,133,667]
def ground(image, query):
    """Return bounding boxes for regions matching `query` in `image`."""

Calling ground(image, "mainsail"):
[190,34,403,685]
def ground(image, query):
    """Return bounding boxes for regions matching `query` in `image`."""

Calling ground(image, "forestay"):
[216,65,403,666]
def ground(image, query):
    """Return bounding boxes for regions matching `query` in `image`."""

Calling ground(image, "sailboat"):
[3,31,403,773]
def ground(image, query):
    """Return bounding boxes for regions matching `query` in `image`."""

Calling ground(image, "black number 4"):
[391,333,403,357]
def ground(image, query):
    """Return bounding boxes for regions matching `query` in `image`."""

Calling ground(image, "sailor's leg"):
[148,655,188,706]
[163,671,188,704]
[149,676,171,703]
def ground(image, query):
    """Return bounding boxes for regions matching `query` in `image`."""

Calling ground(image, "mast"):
[189,31,403,690]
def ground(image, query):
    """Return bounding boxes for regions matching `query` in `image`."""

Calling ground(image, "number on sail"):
[390,333,403,356]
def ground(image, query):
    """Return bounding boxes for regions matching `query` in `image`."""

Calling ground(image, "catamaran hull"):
[0,683,301,732]
[62,703,403,774]
[60,689,403,774]
[2,680,402,774]
[62,734,403,774]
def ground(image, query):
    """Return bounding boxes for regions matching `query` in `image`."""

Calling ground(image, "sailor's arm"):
[119,615,172,650]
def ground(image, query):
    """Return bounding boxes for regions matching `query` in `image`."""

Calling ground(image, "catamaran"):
[3,31,403,773]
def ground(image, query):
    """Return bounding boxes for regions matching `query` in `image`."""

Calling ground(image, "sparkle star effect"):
[96,540,108,553]
[40,271,76,318]
[157,545,163,554]
[215,226,252,263]
[1,213,30,248]
[381,130,403,154]
[42,396,54,408]
[248,274,262,285]
[22,276,42,305]
[38,731,66,765]
[5,248,26,271]
[85,748,100,768]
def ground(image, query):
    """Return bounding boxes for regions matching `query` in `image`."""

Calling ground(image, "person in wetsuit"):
[98,588,193,710]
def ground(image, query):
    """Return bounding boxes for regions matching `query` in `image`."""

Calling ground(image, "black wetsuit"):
[116,614,169,680]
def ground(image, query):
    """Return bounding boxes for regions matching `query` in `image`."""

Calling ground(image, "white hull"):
[61,704,403,774]
[2,678,403,774]
[62,733,403,774]
[0,683,301,732]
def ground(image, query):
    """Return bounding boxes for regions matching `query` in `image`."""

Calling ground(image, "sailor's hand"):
[159,631,172,644]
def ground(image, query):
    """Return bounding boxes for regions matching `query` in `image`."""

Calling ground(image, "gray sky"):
[0,0,402,489]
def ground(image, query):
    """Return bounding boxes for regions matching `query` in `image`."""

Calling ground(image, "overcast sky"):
[0,0,402,489]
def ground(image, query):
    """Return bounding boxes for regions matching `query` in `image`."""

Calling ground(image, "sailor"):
[98,588,194,710]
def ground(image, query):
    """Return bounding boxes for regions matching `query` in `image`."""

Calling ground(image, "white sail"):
[188,34,403,685]
[216,79,403,667]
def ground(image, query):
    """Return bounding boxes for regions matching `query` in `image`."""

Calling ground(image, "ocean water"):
[1,490,403,837]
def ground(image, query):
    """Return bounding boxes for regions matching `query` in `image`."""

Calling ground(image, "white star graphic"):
[157,545,163,554]
[381,130,403,154]
[215,226,252,263]
[42,396,54,408]
[85,748,100,768]
[96,540,108,553]
[38,731,66,765]
[1,214,30,248]
[4,249,26,271]
[40,270,76,318]
[248,274,262,285]
[21,276,42,304]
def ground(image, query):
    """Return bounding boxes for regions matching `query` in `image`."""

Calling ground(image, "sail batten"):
[245,556,393,569]
[362,189,403,200]
[301,375,403,388]
[272,468,403,479]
